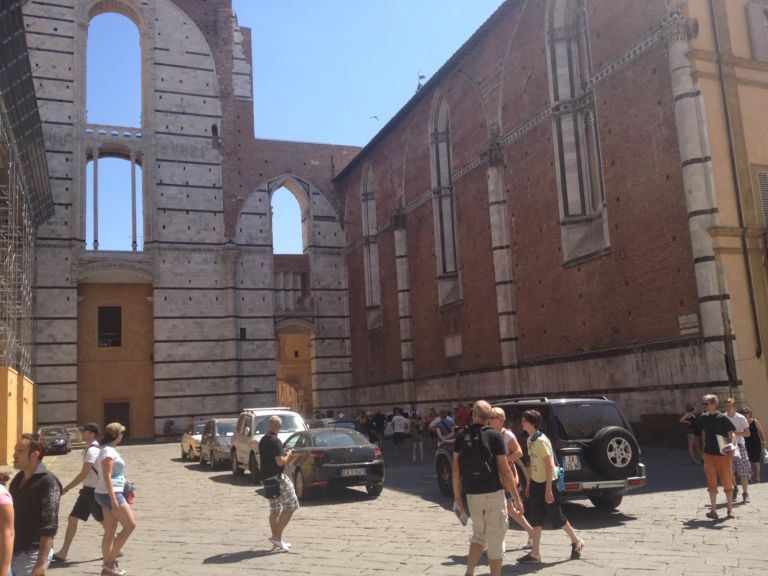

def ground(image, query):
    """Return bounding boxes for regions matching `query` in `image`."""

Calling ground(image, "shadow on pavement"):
[202,549,284,564]
[682,517,733,530]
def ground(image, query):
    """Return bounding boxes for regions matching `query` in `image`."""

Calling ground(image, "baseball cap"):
[78,422,101,435]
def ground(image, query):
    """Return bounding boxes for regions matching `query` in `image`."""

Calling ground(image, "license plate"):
[341,467,366,477]
[563,455,581,471]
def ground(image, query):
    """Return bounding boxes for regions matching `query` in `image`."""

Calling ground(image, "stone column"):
[92,149,99,251]
[393,209,416,405]
[485,143,520,392]
[130,151,137,251]
[665,16,727,339]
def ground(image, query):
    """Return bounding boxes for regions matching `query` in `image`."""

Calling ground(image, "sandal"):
[52,554,67,563]
[726,510,735,518]
[705,511,718,520]
[517,553,541,563]
[570,539,584,560]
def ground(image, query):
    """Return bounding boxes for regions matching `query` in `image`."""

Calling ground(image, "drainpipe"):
[708,0,763,360]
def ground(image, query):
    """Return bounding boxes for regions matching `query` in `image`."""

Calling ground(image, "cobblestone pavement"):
[39,441,767,576]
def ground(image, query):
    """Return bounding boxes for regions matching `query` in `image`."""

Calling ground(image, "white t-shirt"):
[95,445,126,494]
[727,412,750,447]
[83,441,101,488]
[500,428,517,455]
[392,414,409,434]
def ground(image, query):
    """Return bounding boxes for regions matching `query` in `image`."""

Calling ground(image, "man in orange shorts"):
[698,394,736,519]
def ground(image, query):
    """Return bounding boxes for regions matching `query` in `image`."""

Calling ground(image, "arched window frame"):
[361,165,382,330]
[547,0,609,263]
[430,97,462,305]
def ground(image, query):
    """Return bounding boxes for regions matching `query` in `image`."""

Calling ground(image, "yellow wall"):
[691,0,768,421]
[77,283,154,438]
[0,367,35,466]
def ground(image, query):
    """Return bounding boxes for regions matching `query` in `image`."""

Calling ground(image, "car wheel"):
[294,469,307,501]
[210,452,218,471]
[181,446,187,460]
[589,491,623,510]
[366,483,383,498]
[231,451,244,477]
[436,456,453,497]
[249,452,261,484]
[591,426,640,480]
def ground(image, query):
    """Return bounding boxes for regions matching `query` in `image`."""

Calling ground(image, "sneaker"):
[743,492,750,503]
[101,561,126,576]
[570,539,584,560]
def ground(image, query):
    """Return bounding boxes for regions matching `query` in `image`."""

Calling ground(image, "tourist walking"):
[391,409,410,455]
[9,433,61,576]
[452,400,522,576]
[259,416,299,551]
[410,413,425,463]
[489,407,533,547]
[53,423,103,563]
[95,423,136,576]
[698,394,736,519]
[724,398,752,502]
[741,406,766,482]
[679,403,702,464]
[429,409,455,443]
[0,471,13,576]
[518,410,582,563]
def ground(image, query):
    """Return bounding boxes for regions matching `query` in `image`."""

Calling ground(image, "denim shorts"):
[95,491,127,511]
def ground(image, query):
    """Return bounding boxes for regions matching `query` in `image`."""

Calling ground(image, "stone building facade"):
[21,0,768,435]
[24,0,358,437]
[336,0,768,424]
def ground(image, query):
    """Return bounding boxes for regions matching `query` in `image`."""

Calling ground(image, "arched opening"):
[271,186,303,254]
[276,326,314,416]
[86,157,143,251]
[87,13,141,127]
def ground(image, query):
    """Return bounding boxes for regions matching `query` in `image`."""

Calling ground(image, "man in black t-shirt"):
[258,416,298,551]
[698,394,736,519]
[452,400,523,576]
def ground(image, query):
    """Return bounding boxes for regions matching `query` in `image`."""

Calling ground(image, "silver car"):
[199,418,237,470]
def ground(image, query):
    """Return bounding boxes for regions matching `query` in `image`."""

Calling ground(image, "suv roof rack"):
[494,395,609,404]
[241,407,293,412]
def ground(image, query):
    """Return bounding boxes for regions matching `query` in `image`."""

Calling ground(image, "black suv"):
[435,397,646,509]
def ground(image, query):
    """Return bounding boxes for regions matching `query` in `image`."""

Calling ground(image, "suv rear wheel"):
[249,452,262,484]
[436,455,453,497]
[591,426,639,480]
[589,491,623,510]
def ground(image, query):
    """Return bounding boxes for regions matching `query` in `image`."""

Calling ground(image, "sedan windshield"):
[254,414,306,434]
[193,424,205,435]
[216,422,236,436]
[39,427,66,436]
[552,404,626,440]
[313,431,369,448]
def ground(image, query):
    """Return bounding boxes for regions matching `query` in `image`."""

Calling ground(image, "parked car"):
[230,407,308,483]
[180,420,207,461]
[199,417,237,470]
[310,418,367,436]
[283,428,385,500]
[38,425,71,455]
[434,397,646,510]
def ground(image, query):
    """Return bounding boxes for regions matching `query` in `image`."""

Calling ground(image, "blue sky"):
[85,1,506,252]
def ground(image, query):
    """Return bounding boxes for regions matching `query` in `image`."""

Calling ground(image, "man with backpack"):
[452,400,523,576]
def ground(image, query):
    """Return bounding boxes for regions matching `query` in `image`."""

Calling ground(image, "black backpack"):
[457,425,495,482]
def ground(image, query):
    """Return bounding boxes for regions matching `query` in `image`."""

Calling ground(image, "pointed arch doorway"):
[275,320,314,417]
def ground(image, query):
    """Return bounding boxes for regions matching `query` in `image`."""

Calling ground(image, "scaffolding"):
[0,115,36,376]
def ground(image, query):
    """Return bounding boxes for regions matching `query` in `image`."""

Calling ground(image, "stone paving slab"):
[37,442,768,575]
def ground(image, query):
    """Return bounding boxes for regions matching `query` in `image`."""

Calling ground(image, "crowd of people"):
[0,422,135,576]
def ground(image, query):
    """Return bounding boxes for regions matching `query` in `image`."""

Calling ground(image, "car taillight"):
[373,448,381,458]
[309,451,325,460]
[564,482,580,491]
[628,477,646,487]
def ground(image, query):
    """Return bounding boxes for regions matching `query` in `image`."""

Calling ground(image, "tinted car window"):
[552,404,625,439]
[313,431,368,448]
[254,414,305,434]
[194,423,205,435]
[215,421,236,436]
[39,427,66,436]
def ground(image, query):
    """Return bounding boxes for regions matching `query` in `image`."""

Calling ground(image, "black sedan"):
[283,429,384,500]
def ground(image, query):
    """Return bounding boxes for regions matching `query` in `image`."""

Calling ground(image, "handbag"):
[762,448,768,465]
[123,481,136,504]
[263,475,281,499]
[530,432,565,492]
